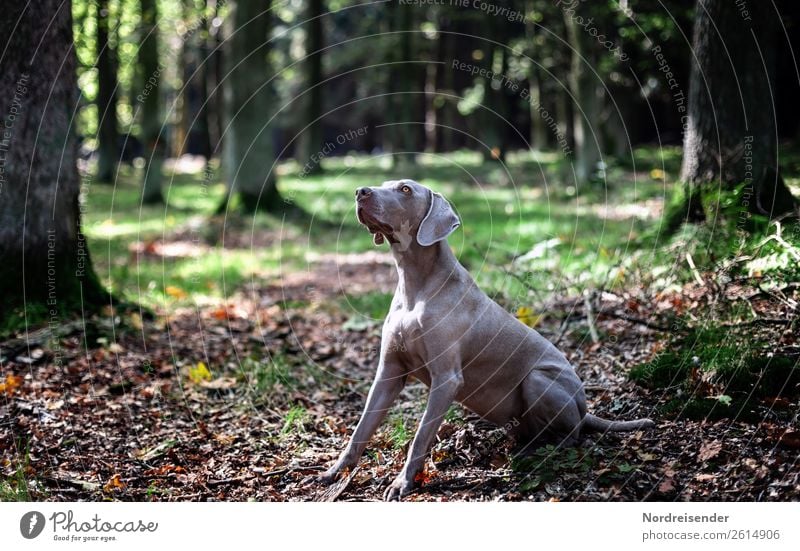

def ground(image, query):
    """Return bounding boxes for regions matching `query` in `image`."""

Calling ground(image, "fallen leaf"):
[698,441,723,462]
[103,474,126,492]
[637,452,657,462]
[516,306,543,328]
[414,469,434,485]
[165,285,188,299]
[0,374,23,395]
[188,361,212,384]
[658,477,675,493]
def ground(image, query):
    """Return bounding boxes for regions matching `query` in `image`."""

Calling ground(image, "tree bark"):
[386,1,417,166]
[222,0,282,212]
[564,3,602,183]
[138,0,164,204]
[296,0,325,174]
[680,0,797,220]
[95,0,119,183]
[0,0,104,306]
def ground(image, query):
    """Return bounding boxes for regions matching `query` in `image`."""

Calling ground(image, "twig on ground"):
[583,291,600,343]
[317,466,360,502]
[685,252,705,285]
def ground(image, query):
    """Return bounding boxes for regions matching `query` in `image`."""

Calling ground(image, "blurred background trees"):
[66,0,799,206]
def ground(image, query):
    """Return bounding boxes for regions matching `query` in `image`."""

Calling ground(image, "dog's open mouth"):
[356,205,393,245]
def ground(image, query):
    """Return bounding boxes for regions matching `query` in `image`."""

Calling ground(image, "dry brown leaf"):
[698,441,723,462]
[0,374,23,395]
[103,474,126,492]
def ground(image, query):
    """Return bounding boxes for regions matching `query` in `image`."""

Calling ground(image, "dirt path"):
[2,254,798,501]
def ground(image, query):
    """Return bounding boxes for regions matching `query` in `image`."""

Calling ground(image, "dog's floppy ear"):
[417,190,460,246]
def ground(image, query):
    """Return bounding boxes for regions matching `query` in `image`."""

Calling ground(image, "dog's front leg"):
[319,358,405,484]
[384,366,462,500]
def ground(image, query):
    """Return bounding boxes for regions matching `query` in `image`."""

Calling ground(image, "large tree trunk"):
[0,0,104,305]
[138,0,164,204]
[680,0,797,220]
[222,0,281,212]
[564,4,602,183]
[296,0,325,174]
[95,0,119,183]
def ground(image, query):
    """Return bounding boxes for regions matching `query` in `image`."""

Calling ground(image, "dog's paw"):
[383,475,415,501]
[316,468,341,486]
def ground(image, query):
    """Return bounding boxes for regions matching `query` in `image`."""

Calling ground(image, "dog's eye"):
[400,185,412,194]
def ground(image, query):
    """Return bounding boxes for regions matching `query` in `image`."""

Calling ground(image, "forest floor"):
[2,150,799,501]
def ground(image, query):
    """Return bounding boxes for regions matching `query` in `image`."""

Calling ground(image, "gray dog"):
[319,179,654,500]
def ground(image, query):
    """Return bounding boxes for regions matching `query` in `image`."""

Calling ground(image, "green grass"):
[387,415,412,450]
[511,445,595,492]
[631,325,800,421]
[280,405,309,435]
[0,442,36,502]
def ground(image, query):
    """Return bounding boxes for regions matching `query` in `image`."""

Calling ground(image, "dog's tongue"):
[373,232,385,245]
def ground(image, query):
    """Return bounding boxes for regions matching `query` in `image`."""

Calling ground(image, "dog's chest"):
[384,302,428,359]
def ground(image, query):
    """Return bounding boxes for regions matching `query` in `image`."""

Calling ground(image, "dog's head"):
[355,179,460,248]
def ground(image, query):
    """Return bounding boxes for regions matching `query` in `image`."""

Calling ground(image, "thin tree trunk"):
[222,0,281,212]
[525,1,547,151]
[0,0,104,305]
[564,4,602,183]
[139,0,164,204]
[386,1,416,167]
[208,0,224,155]
[680,0,796,220]
[96,0,119,183]
[296,0,325,174]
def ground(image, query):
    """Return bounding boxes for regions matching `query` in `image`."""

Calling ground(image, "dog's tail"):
[582,413,655,433]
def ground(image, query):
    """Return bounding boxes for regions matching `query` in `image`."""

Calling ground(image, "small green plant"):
[280,405,308,435]
[242,354,294,394]
[444,405,464,424]
[511,445,595,492]
[388,415,412,450]
[0,442,34,502]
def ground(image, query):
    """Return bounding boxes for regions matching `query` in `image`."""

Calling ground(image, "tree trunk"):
[386,1,416,167]
[0,0,104,306]
[564,4,602,183]
[96,0,119,183]
[680,0,797,220]
[222,0,281,212]
[179,0,212,159]
[525,1,547,151]
[208,0,225,155]
[138,0,164,204]
[296,0,325,174]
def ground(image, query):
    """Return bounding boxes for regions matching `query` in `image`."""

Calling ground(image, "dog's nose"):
[356,187,372,199]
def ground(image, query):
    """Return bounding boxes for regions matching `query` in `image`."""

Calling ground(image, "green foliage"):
[281,405,309,435]
[388,415,412,451]
[631,325,800,421]
[0,442,36,502]
[511,445,594,492]
[241,355,295,395]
